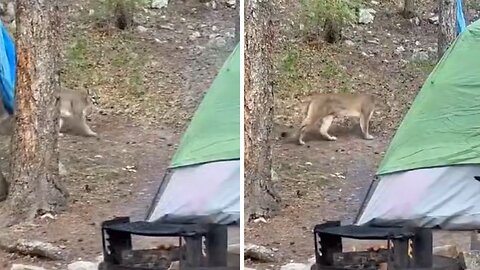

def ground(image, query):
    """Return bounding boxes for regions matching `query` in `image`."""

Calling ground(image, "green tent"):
[378,19,480,176]
[357,21,480,230]
[171,45,240,168]
[146,44,240,225]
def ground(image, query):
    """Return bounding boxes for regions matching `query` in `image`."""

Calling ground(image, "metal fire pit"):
[311,221,461,270]
[99,217,235,270]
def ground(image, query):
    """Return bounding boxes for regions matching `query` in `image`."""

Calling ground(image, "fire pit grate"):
[316,224,416,240]
[99,217,236,270]
[311,221,461,270]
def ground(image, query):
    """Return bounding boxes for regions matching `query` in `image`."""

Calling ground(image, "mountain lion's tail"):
[279,100,311,140]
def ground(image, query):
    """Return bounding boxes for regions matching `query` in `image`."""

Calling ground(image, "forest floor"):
[245,0,480,269]
[0,0,237,269]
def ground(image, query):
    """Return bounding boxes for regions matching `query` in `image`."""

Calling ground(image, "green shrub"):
[89,0,147,29]
[300,0,359,42]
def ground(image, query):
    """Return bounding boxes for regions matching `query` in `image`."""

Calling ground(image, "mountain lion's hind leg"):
[360,109,374,140]
[79,117,97,137]
[298,116,316,145]
[319,115,337,141]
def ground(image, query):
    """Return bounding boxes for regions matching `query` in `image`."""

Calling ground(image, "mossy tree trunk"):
[1,0,67,226]
[244,0,281,220]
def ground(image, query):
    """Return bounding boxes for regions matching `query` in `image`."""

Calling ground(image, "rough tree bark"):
[234,0,240,44]
[438,0,456,60]
[403,0,416,19]
[1,0,67,226]
[244,0,280,219]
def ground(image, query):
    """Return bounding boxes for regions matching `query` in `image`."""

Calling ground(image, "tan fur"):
[0,89,98,137]
[59,89,98,137]
[0,90,96,202]
[289,93,376,145]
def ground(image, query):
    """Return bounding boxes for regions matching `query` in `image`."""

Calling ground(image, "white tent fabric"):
[356,165,480,230]
[146,160,240,225]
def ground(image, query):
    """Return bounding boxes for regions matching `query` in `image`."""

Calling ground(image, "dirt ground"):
[0,0,236,269]
[246,0,480,268]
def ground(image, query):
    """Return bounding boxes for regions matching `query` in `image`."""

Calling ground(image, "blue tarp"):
[456,0,467,34]
[0,21,15,115]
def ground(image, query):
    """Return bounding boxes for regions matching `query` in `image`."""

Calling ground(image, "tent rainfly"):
[356,20,480,230]
[146,44,240,225]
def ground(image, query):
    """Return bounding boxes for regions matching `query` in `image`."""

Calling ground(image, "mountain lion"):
[0,89,98,137]
[59,89,98,137]
[281,93,376,145]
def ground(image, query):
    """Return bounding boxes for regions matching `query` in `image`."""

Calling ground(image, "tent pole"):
[353,176,378,224]
[144,169,172,220]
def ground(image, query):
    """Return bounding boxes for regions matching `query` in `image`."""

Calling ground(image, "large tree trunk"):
[244,0,280,220]
[403,0,416,19]
[438,0,456,60]
[1,0,67,226]
[234,0,240,44]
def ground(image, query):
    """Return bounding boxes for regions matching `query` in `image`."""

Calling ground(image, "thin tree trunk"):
[438,0,456,60]
[244,0,280,220]
[234,0,240,44]
[114,0,133,30]
[324,18,342,43]
[1,0,67,226]
[403,0,416,19]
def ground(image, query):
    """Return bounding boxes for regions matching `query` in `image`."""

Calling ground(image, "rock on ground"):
[358,8,376,24]
[59,161,67,176]
[11,265,46,270]
[136,25,148,33]
[151,0,168,9]
[428,15,439,24]
[189,31,201,41]
[460,250,480,270]
[209,36,227,49]
[345,40,355,47]
[411,50,429,62]
[280,262,312,270]
[0,238,64,260]
[395,45,406,55]
[67,261,99,270]
[225,0,236,8]
[244,243,276,262]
